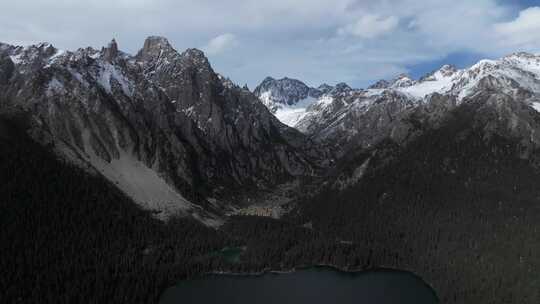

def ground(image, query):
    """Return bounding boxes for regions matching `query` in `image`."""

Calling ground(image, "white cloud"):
[203,33,238,55]
[0,0,537,88]
[495,7,540,49]
[338,14,399,38]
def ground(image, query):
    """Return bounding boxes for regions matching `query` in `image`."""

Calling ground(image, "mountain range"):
[255,53,540,158]
[0,37,325,226]
[2,37,540,304]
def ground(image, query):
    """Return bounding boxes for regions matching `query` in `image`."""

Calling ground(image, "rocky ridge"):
[0,37,322,226]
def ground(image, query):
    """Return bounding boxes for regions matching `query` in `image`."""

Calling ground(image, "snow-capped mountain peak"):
[254,76,324,126]
[136,36,175,60]
[363,52,540,101]
[420,64,458,82]
[254,76,318,106]
[317,83,334,94]
[102,39,119,62]
[391,74,416,88]
[254,74,360,127]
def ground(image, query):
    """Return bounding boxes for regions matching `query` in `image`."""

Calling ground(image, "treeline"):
[222,216,375,272]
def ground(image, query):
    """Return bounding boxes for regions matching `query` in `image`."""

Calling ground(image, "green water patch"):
[208,246,245,263]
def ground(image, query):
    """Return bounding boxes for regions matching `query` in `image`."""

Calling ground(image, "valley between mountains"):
[1,37,540,303]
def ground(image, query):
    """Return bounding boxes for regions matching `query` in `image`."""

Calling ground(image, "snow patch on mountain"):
[317,95,335,107]
[97,62,134,97]
[9,53,23,64]
[46,77,66,96]
[272,96,317,127]
[44,49,66,67]
[254,77,324,126]
[399,66,458,98]
[532,102,540,113]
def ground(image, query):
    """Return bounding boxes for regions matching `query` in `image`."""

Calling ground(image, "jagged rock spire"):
[137,36,175,61]
[391,73,416,88]
[438,64,457,76]
[102,38,118,62]
[182,48,206,58]
[181,48,210,67]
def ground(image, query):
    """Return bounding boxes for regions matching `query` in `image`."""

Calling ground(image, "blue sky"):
[406,51,486,80]
[499,0,539,11]
[1,0,540,88]
[406,0,539,84]
[401,0,540,81]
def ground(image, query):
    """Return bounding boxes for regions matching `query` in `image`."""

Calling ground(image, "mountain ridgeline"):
[2,36,540,304]
[254,55,540,157]
[0,37,322,225]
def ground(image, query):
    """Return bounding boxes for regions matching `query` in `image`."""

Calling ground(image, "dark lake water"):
[160,267,438,304]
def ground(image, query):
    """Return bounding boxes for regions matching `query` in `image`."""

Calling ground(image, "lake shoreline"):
[203,264,440,303]
[208,264,416,278]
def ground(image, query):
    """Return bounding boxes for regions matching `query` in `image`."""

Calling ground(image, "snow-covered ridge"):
[2,42,65,69]
[369,52,540,101]
[256,52,540,147]
[254,76,357,128]
[270,95,317,127]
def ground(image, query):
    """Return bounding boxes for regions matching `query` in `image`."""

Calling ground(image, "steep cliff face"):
[0,37,319,225]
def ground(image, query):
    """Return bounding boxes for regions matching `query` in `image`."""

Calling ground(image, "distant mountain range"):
[254,52,540,156]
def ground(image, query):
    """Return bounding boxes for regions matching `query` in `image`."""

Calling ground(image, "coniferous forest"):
[0,117,230,303]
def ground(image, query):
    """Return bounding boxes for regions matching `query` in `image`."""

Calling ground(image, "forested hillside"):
[0,117,231,303]
[294,101,540,303]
